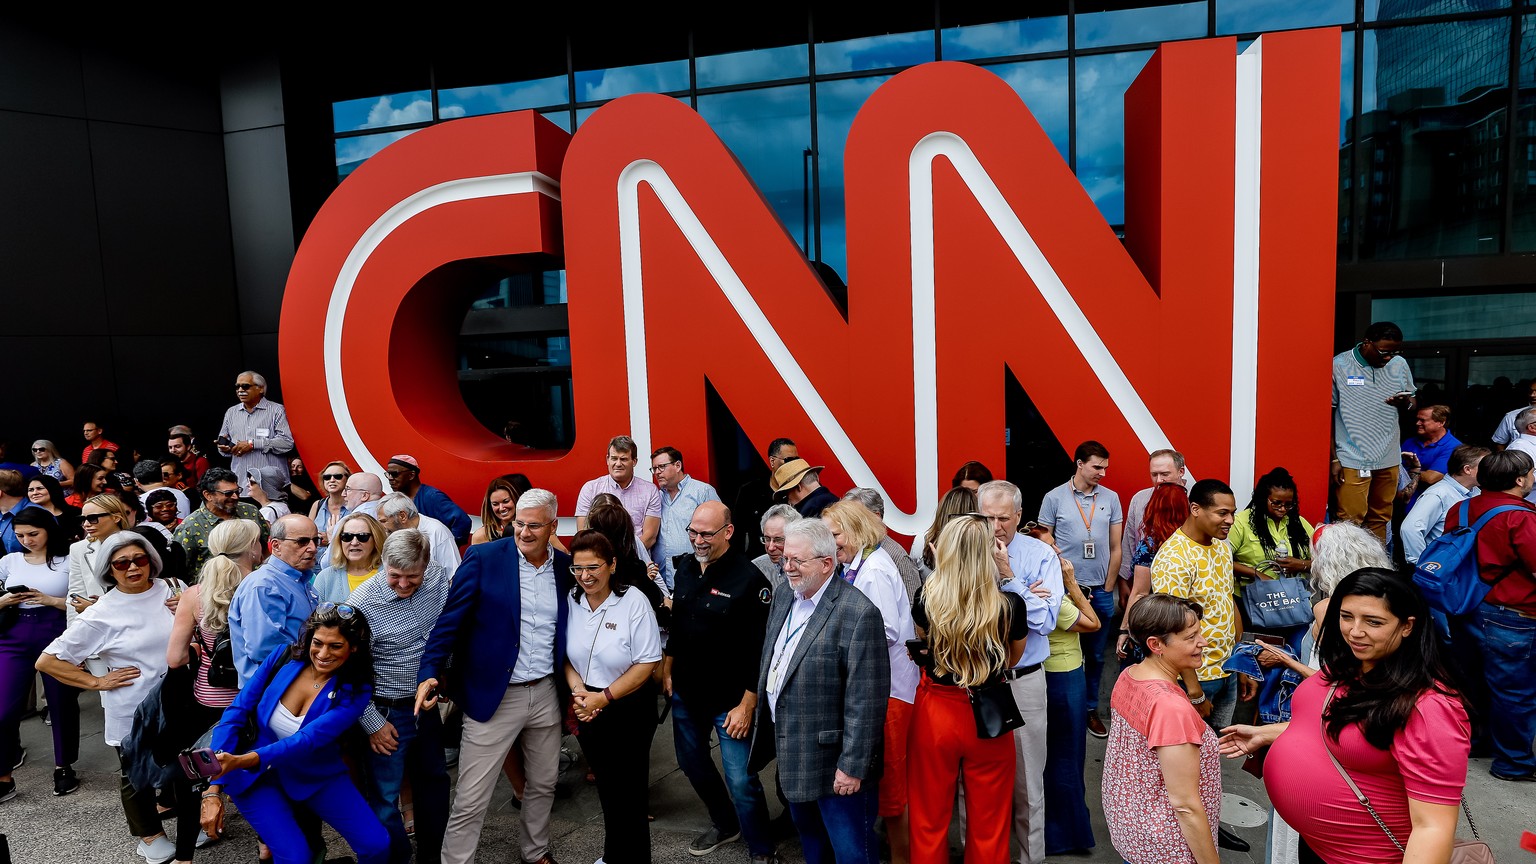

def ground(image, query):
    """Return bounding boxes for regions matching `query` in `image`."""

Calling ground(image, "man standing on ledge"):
[666,501,777,862]
[1331,321,1416,540]
[385,454,471,546]
[217,371,294,496]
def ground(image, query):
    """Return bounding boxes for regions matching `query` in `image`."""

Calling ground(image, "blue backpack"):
[1412,499,1525,617]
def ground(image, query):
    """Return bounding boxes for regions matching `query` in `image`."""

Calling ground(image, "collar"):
[239,398,271,414]
[1351,344,1369,367]
[608,474,638,491]
[1068,477,1097,496]
[266,557,312,583]
[1419,430,1448,446]
[579,588,623,614]
[1442,475,1476,497]
[519,546,554,571]
[665,475,693,500]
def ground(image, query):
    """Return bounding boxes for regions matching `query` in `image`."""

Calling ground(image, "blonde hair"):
[924,516,1009,687]
[330,513,386,571]
[200,519,262,632]
[821,501,885,554]
[82,494,131,534]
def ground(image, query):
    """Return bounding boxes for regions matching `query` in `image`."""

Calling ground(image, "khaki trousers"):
[442,677,562,864]
[1334,465,1398,542]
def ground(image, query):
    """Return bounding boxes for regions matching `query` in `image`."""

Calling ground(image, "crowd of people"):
[0,326,1531,864]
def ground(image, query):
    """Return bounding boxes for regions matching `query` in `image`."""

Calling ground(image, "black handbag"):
[967,678,1024,739]
[205,630,239,690]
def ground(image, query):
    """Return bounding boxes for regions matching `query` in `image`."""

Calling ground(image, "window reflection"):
[467,271,568,309]
[1367,0,1511,23]
[335,129,420,180]
[815,76,891,279]
[332,90,433,133]
[439,76,569,118]
[941,16,1068,59]
[575,59,689,102]
[1511,14,1536,249]
[1217,0,1353,34]
[541,110,572,132]
[1074,51,1153,225]
[1340,33,1357,259]
[1075,3,1205,50]
[988,60,1071,161]
[815,31,934,75]
[1357,19,1510,258]
[697,44,808,88]
[696,86,813,255]
[1372,292,1536,340]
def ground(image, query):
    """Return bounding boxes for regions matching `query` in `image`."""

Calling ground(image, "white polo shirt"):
[565,585,662,690]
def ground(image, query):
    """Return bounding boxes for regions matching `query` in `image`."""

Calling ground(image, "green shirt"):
[1044,601,1083,672]
[1226,509,1313,590]
[173,504,270,579]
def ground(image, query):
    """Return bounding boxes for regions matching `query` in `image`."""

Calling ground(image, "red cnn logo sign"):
[279,31,1339,532]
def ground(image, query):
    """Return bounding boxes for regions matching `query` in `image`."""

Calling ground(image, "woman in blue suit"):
[209,603,388,864]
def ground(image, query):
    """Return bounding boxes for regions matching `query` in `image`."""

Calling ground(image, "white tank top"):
[268,703,304,739]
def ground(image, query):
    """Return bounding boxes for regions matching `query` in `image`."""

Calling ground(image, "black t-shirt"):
[666,547,773,716]
[910,585,1028,686]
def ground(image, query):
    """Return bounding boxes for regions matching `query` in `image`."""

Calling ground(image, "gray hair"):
[841,487,886,517]
[1149,449,1186,470]
[379,491,419,520]
[977,479,1023,513]
[1310,522,1390,598]
[1517,406,1536,432]
[784,518,836,559]
[240,371,268,389]
[760,503,802,533]
[93,531,164,589]
[517,488,558,520]
[382,528,431,572]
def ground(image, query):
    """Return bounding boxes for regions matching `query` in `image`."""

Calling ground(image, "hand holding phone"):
[178,747,221,780]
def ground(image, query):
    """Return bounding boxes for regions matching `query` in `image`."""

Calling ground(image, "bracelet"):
[201,792,224,801]
[1118,629,1130,634]
[603,686,615,702]
[1188,694,1207,705]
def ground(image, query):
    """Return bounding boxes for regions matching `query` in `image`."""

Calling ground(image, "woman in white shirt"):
[822,501,922,864]
[0,508,79,800]
[37,531,187,864]
[562,530,662,864]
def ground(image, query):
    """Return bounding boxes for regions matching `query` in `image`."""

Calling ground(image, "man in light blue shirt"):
[229,513,321,685]
[1492,382,1536,447]
[650,446,721,590]
[1401,445,1486,564]
[978,480,1062,864]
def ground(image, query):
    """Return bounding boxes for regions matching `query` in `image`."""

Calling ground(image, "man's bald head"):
[689,500,734,565]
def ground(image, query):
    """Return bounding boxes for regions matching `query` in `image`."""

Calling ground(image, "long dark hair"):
[290,604,375,692]
[72,464,106,500]
[11,507,71,562]
[1319,568,1469,750]
[28,474,70,511]
[1246,467,1312,561]
[585,501,646,592]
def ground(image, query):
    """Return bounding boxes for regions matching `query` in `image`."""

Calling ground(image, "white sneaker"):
[136,835,175,864]
[196,829,214,848]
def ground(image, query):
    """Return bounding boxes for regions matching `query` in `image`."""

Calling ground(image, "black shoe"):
[1491,770,1536,782]
[1217,826,1250,852]
[53,766,79,796]
[10,748,23,771]
[688,827,741,856]
[0,778,15,803]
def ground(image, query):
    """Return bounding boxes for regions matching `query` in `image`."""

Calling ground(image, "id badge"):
[1083,540,1096,559]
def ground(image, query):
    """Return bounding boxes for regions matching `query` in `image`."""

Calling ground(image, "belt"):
[1002,664,1042,680]
[373,694,417,709]
[1487,603,1536,620]
[510,674,551,688]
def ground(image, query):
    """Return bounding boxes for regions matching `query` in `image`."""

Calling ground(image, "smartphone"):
[216,435,234,448]
[178,747,221,780]
[5,585,33,595]
[904,638,932,669]
[1393,390,1416,398]
[1241,632,1284,646]
[68,593,85,602]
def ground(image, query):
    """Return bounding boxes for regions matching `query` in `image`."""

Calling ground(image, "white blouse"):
[0,553,69,607]
[565,586,662,690]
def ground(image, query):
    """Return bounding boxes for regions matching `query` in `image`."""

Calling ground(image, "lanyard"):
[772,603,812,676]
[1071,484,1098,532]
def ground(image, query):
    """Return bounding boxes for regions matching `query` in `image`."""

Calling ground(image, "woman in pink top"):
[1219,568,1471,864]
[1102,594,1222,864]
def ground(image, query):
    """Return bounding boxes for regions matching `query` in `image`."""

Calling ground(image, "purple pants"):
[0,606,80,770]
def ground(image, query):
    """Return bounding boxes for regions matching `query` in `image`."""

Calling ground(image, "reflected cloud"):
[697,44,808,88]
[942,17,1068,60]
[990,60,1071,160]
[577,60,689,101]
[816,31,934,75]
[334,129,419,178]
[440,77,570,117]
[1076,3,1204,49]
[1216,0,1353,34]
[1075,51,1154,224]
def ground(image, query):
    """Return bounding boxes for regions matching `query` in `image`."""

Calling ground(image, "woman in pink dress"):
[1102,593,1222,864]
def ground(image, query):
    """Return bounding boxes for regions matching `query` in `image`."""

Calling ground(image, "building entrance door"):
[1400,341,1536,446]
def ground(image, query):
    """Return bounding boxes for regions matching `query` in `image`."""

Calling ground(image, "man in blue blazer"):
[417,488,572,864]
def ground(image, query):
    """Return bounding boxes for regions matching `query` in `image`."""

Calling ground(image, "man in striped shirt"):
[1331,321,1417,541]
[348,529,452,864]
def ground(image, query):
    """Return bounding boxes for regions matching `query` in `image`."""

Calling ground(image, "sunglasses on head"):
[317,602,356,620]
[110,553,151,571]
[337,532,370,543]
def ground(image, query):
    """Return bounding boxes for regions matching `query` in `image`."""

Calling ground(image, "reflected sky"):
[1075,51,1153,224]
[1217,0,1353,34]
[697,44,809,88]
[816,31,935,75]
[941,16,1068,59]
[815,76,891,279]
[696,86,813,254]
[989,60,1071,161]
[335,129,421,178]
[576,59,689,102]
[1367,0,1510,22]
[333,90,438,133]
[439,76,569,117]
[1075,3,1205,49]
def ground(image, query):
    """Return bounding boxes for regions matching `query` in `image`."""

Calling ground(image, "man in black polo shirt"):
[665,500,777,862]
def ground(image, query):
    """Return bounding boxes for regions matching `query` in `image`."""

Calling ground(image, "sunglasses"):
[110,553,151,571]
[31,447,47,453]
[210,489,240,498]
[81,513,116,525]
[337,532,371,543]
[317,602,356,620]
[281,535,321,547]
[235,383,258,390]
[321,473,347,481]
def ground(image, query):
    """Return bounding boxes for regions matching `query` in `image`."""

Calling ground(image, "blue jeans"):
[1081,587,1117,713]
[364,703,449,864]
[786,785,880,864]
[1199,673,1237,731]
[672,693,773,856]
[1043,668,1095,855]
[1468,604,1536,776]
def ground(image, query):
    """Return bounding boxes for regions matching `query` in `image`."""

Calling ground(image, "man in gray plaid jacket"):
[749,518,890,863]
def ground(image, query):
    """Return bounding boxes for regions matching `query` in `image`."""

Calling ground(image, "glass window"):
[1075,2,1206,50]
[988,59,1071,161]
[696,86,814,255]
[815,76,892,279]
[575,59,689,102]
[1367,0,1509,23]
[815,31,934,75]
[466,271,568,309]
[1512,14,1536,249]
[332,90,433,133]
[335,129,420,180]
[1074,50,1154,225]
[1340,33,1357,259]
[541,110,572,132]
[1358,19,1511,259]
[438,76,569,119]
[940,15,1068,60]
[1372,291,1536,340]
[1217,0,1354,35]
[697,44,809,88]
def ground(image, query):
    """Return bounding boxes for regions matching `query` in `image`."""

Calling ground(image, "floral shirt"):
[1150,529,1236,681]
[173,505,269,577]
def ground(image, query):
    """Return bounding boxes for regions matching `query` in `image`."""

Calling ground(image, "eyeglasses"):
[110,553,151,571]
[81,513,116,525]
[316,602,356,620]
[570,564,607,575]
[782,555,831,569]
[1266,499,1297,510]
[280,535,320,547]
[385,469,412,478]
[649,462,677,473]
[210,489,240,498]
[337,532,371,543]
[761,535,786,547]
[686,525,728,540]
[160,471,178,479]
[321,473,347,481]
[511,519,553,532]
